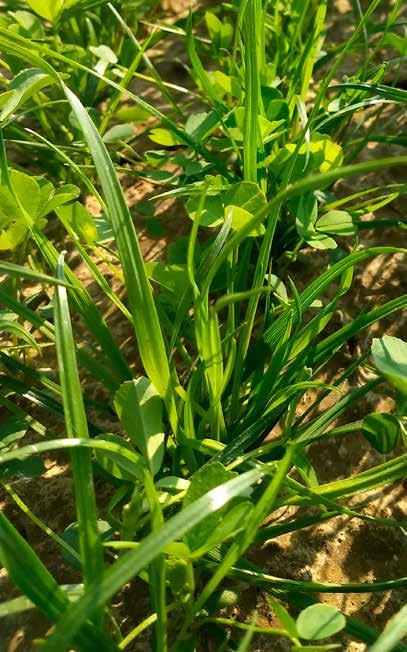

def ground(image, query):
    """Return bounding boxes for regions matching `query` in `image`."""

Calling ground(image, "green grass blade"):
[261,246,406,351]
[142,467,167,651]
[175,446,296,643]
[300,0,327,100]
[39,468,264,651]
[288,455,407,504]
[0,261,73,287]
[0,584,82,618]
[55,207,133,326]
[25,127,106,208]
[34,228,131,386]
[0,128,129,385]
[0,512,69,621]
[186,11,224,111]
[293,379,381,444]
[62,85,176,423]
[312,295,407,367]
[201,156,407,297]
[0,27,194,150]
[107,3,181,126]
[205,562,407,594]
[0,287,119,391]
[242,0,261,183]
[0,513,119,652]
[3,483,80,563]
[0,437,142,481]
[206,552,407,651]
[369,605,407,652]
[331,82,407,104]
[54,255,104,601]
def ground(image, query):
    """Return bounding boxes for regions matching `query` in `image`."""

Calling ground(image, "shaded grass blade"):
[54,255,104,605]
[0,261,73,287]
[0,513,119,651]
[34,227,131,386]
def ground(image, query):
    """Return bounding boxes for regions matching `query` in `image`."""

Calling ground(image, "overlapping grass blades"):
[62,85,176,418]
[0,35,176,420]
[40,468,265,651]
[0,0,406,649]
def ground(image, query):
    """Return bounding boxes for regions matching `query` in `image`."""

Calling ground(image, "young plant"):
[0,1,406,651]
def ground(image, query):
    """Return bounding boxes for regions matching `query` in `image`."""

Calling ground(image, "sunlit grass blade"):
[62,85,177,423]
[242,0,261,183]
[39,468,264,651]
[369,605,407,652]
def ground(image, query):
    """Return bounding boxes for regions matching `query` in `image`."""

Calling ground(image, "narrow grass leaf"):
[54,255,104,598]
[62,85,176,422]
[0,261,72,287]
[369,605,407,652]
[0,514,119,651]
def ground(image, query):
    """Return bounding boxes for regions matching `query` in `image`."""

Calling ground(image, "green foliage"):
[0,0,406,650]
[182,462,252,554]
[369,605,407,652]
[362,413,401,454]
[0,170,42,250]
[0,170,78,250]
[372,335,407,397]
[0,67,57,121]
[114,378,165,476]
[296,604,346,641]
[24,0,65,22]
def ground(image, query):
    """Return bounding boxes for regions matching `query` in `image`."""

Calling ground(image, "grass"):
[0,0,406,650]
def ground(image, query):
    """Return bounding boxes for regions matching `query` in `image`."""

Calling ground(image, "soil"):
[0,1,406,651]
